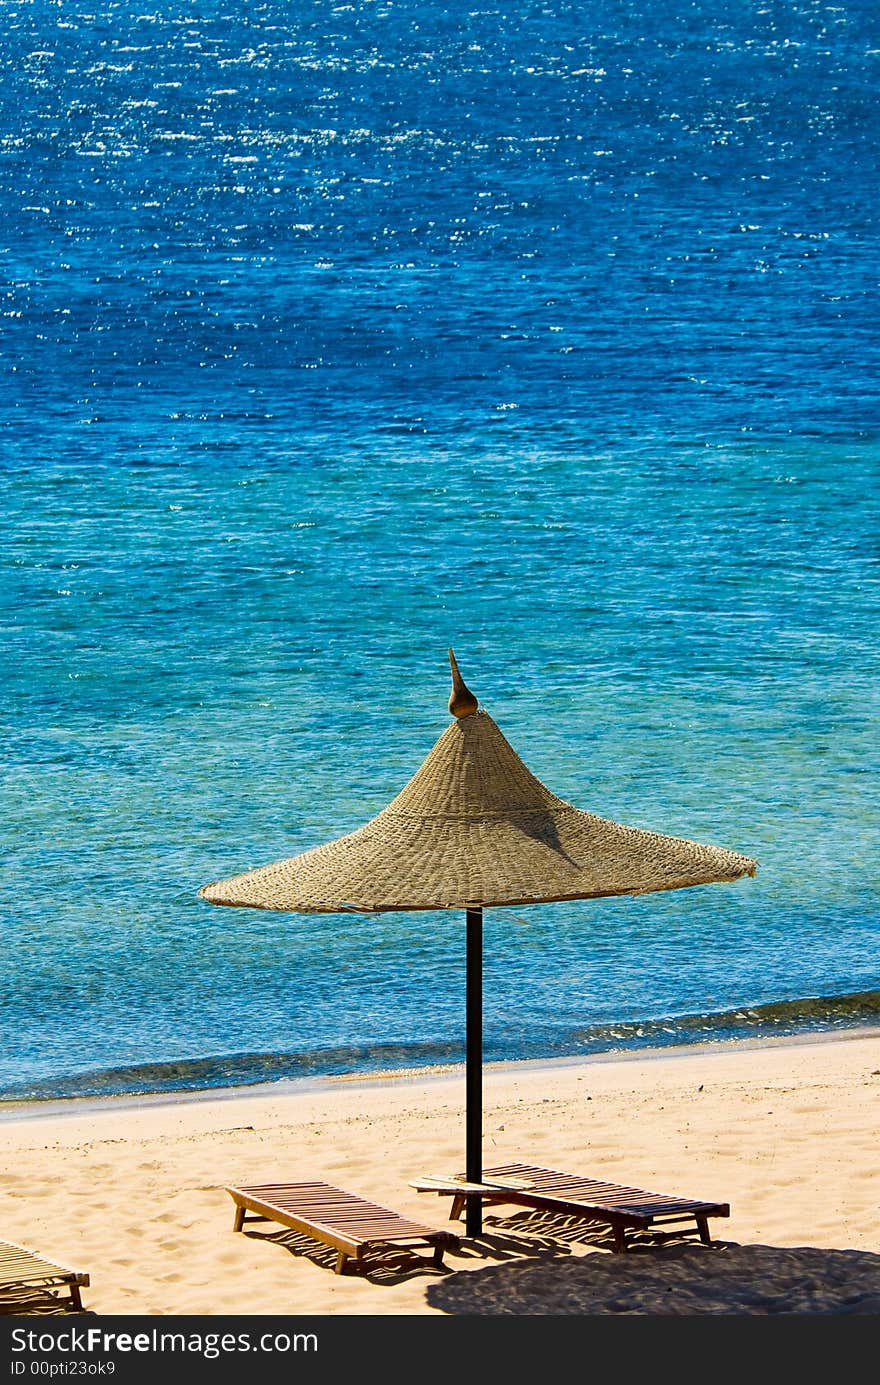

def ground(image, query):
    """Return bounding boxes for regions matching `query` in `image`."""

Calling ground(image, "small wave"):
[568,990,880,1053]
[0,1040,462,1103]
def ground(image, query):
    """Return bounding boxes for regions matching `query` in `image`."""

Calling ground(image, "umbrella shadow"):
[425,1238,880,1315]
[510,811,582,869]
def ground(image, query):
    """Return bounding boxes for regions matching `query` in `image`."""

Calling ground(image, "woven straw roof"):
[200,656,756,914]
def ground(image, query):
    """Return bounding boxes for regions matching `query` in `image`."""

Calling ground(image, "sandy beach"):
[2,1029,879,1317]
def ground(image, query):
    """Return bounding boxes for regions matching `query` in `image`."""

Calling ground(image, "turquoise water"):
[1,2,879,1100]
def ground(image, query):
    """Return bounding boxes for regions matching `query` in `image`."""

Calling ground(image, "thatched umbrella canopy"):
[200,651,756,1234]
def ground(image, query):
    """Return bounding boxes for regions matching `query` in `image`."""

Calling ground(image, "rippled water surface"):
[1,2,878,1098]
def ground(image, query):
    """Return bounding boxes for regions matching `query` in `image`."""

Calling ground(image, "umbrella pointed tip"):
[448,648,479,719]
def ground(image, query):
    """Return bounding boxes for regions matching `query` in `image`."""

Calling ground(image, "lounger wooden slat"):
[226,1181,460,1274]
[411,1161,729,1252]
[0,1241,89,1312]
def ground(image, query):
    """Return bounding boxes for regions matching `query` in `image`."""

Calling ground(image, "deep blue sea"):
[2,1,879,1101]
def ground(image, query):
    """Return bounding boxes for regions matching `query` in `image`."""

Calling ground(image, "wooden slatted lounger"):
[0,1240,89,1313]
[226,1181,460,1275]
[411,1161,730,1253]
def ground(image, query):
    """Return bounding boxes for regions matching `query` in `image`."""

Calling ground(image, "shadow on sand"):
[426,1229,880,1315]
[249,1207,589,1285]
[242,1208,880,1312]
[0,1287,96,1316]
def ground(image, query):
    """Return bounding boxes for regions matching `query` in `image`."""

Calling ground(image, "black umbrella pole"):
[465,906,483,1237]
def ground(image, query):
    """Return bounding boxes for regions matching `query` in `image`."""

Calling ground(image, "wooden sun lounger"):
[411,1161,730,1252]
[0,1240,89,1312]
[226,1181,460,1275]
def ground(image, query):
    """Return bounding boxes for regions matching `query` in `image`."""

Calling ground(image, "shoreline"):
[2,1021,879,1126]
[6,989,879,1116]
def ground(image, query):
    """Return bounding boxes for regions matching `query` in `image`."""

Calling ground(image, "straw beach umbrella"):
[200,651,756,1235]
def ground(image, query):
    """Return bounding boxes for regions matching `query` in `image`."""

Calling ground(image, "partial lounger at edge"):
[0,1240,89,1313]
[411,1161,730,1252]
[226,1180,460,1275]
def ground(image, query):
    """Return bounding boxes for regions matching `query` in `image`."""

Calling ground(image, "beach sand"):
[2,1030,879,1317]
